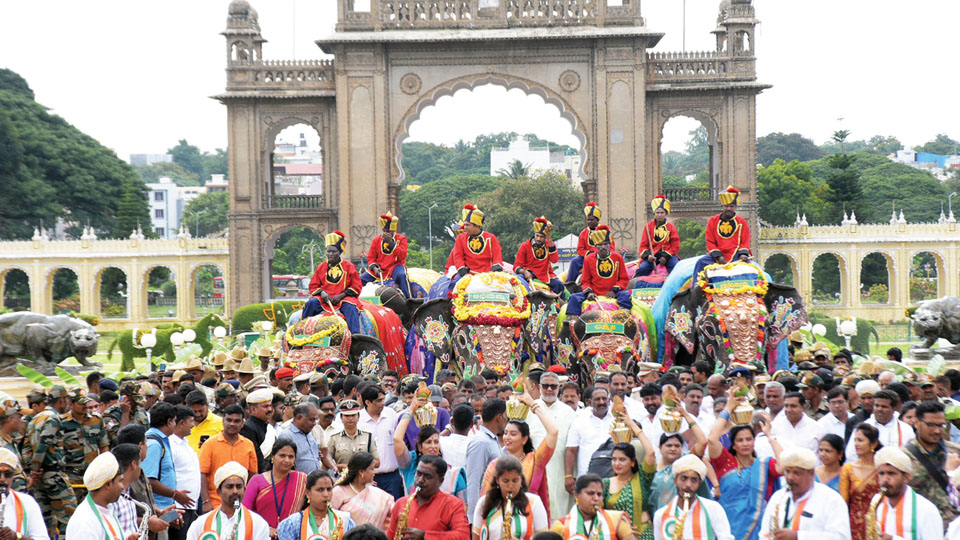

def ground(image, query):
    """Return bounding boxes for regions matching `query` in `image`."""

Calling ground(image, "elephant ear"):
[764,283,809,348]
[665,288,697,354]
[349,334,387,378]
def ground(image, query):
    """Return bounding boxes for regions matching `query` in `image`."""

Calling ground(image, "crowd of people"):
[0,338,956,540]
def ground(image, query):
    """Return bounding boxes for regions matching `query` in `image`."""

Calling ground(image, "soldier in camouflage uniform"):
[16,387,46,454]
[27,385,77,537]
[103,380,149,447]
[0,399,27,491]
[62,388,109,502]
[213,382,238,417]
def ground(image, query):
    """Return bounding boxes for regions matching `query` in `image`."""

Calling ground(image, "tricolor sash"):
[659,496,715,540]
[562,506,617,540]
[879,488,919,540]
[300,507,342,540]
[200,506,254,540]
[85,494,122,540]
[479,499,535,540]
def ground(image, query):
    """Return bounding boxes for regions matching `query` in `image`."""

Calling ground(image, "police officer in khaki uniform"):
[326,399,379,472]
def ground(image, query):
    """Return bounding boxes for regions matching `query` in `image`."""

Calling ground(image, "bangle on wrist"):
[718,410,731,421]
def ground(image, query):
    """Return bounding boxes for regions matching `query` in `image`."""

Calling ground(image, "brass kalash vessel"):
[413,382,439,427]
[730,370,756,425]
[659,385,684,434]
[609,396,633,443]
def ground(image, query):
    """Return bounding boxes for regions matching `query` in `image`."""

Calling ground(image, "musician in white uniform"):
[653,454,733,540]
[873,447,943,540]
[65,452,125,540]
[0,448,47,540]
[186,461,270,540]
[759,447,851,540]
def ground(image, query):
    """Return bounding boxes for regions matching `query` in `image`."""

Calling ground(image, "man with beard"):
[693,186,752,279]
[61,388,108,500]
[565,388,614,493]
[302,230,363,334]
[526,371,576,519]
[565,227,632,318]
[904,401,960,527]
[239,388,274,472]
[185,390,223,454]
[760,447,851,540]
[275,367,295,394]
[186,462,269,540]
[653,455,732,540]
[873,446,943,540]
[609,370,644,419]
[566,202,618,290]
[386,455,469,540]
[636,195,681,278]
[515,216,563,295]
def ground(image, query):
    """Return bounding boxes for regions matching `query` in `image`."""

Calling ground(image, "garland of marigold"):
[451,272,531,324]
[286,318,346,347]
[698,261,769,296]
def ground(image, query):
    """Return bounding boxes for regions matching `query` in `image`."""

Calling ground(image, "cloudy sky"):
[1,0,957,160]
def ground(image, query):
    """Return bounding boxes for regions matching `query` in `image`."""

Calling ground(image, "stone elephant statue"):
[283,314,389,378]
[663,261,807,370]
[405,272,557,381]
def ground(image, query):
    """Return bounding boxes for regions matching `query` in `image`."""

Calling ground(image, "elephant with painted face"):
[663,261,807,369]
[405,272,557,381]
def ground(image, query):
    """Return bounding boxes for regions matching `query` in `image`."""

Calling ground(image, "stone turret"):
[224,0,265,65]
[713,0,758,56]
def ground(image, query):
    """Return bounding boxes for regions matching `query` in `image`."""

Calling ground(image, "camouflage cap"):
[0,400,22,418]
[140,381,161,398]
[215,382,238,398]
[48,385,69,400]
[797,372,823,389]
[25,387,46,405]
[120,381,145,403]
[283,391,302,408]
[68,387,92,405]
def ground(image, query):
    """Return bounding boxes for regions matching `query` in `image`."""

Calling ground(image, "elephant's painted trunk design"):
[710,292,766,364]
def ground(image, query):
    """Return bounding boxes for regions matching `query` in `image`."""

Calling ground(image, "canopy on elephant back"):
[284,315,352,377]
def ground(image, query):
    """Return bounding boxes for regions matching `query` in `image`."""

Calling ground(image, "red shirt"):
[367,233,408,277]
[514,239,558,282]
[451,231,503,273]
[387,491,470,540]
[308,259,361,307]
[705,214,751,262]
[638,219,680,259]
[576,227,617,257]
[581,251,629,296]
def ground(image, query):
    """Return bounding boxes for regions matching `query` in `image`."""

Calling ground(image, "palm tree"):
[832,129,851,154]
[496,159,533,180]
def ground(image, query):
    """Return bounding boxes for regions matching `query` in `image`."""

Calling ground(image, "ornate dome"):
[228,0,251,16]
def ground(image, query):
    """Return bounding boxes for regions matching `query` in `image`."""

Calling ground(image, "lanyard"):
[781,496,810,531]
[86,494,121,540]
[577,509,598,540]
[271,472,290,522]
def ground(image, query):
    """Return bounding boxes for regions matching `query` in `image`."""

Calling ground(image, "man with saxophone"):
[759,447,851,540]
[550,474,635,540]
[386,455,470,540]
[64,452,125,540]
[0,448,46,540]
[653,455,732,540]
[186,461,270,540]
[870,447,943,540]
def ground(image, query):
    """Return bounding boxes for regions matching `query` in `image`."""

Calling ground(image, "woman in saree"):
[395,401,467,496]
[706,388,784,540]
[480,388,558,519]
[243,438,307,536]
[648,400,713,512]
[840,423,881,540]
[330,451,394,529]
[472,456,549,540]
[815,433,845,492]
[278,470,355,540]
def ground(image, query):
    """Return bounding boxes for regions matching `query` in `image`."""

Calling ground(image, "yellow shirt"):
[186,412,223,454]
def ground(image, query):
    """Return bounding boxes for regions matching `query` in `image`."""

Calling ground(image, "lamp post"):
[192,208,209,238]
[182,329,196,344]
[300,241,323,270]
[427,203,439,271]
[838,318,857,350]
[140,332,157,372]
[213,325,227,348]
[170,332,184,356]
[950,192,958,220]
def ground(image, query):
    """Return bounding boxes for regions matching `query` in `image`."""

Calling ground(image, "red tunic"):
[638,219,681,259]
[308,259,361,307]
[705,214,751,262]
[514,239,559,282]
[581,251,629,297]
[386,491,471,540]
[450,231,503,273]
[366,233,408,277]
[576,227,617,257]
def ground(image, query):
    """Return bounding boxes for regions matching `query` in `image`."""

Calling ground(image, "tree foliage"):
[113,182,151,238]
[399,174,501,247]
[757,159,817,226]
[914,134,960,155]
[135,161,200,187]
[756,133,824,167]
[182,192,229,237]
[675,220,706,259]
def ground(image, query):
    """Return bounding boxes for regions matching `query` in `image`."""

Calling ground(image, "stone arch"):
[142,265,178,319]
[188,263,226,318]
[811,252,846,305]
[762,252,797,286]
[911,250,943,301]
[262,224,325,300]
[655,109,721,197]
[860,251,894,305]
[95,266,129,319]
[47,266,80,314]
[391,73,590,185]
[0,267,30,311]
[263,116,323,151]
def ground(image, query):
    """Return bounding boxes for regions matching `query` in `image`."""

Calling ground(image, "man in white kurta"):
[527,370,576,518]
[653,454,733,540]
[844,391,914,462]
[874,446,943,540]
[0,449,48,540]
[759,447,851,540]
[770,394,824,456]
[65,452,125,540]
[186,461,270,540]
[566,388,614,479]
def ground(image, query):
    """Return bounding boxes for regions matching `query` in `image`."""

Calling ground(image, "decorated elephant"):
[359,267,441,328]
[663,261,807,370]
[405,271,557,381]
[283,314,389,378]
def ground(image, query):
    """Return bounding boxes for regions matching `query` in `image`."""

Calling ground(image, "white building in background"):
[147,177,181,239]
[206,174,229,192]
[489,137,582,186]
[129,153,173,166]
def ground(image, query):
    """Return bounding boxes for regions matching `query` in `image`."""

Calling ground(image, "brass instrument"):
[503,495,515,540]
[673,493,692,540]
[769,496,780,535]
[228,499,242,540]
[395,487,419,540]
[121,492,152,540]
[330,508,344,540]
[589,507,603,540]
[866,488,887,540]
[0,484,8,529]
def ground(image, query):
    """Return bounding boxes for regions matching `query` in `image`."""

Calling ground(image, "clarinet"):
[121,492,152,540]
[0,484,8,529]
[228,499,242,540]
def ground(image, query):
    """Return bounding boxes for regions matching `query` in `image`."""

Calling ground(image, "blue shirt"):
[464,425,503,522]
[143,427,177,509]
[279,423,321,474]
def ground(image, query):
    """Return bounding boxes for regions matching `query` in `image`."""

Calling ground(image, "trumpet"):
[121,492,152,540]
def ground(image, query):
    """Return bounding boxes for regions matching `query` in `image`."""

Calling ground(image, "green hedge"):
[231,301,304,332]
[807,312,880,354]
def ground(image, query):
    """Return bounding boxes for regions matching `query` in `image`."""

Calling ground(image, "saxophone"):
[503,496,515,540]
[121,492,152,540]
[673,493,692,540]
[0,484,8,529]
[228,499,242,540]
[769,497,780,536]
[395,487,419,540]
[866,488,887,540]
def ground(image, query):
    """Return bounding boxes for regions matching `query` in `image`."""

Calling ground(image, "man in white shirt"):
[440,403,473,472]
[358,384,404,499]
[817,387,850,439]
[565,387,614,489]
[186,462,270,540]
[654,454,733,540]
[66,453,127,540]
[170,405,202,540]
[874,446,943,540]
[701,374,727,421]
[771,392,824,456]
[845,390,914,462]
[760,447,852,540]
[526,370,576,519]
[682,383,714,433]
[610,370,645,419]
[0,449,48,540]
[764,381,786,423]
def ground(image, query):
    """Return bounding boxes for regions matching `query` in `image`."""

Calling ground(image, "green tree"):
[135,161,200,186]
[763,254,794,285]
[823,153,863,223]
[495,159,532,180]
[168,140,205,178]
[398,174,501,247]
[756,132,824,166]
[112,181,151,238]
[271,228,323,277]
[867,135,902,155]
[0,108,58,239]
[914,134,960,155]
[812,254,841,302]
[675,220,706,259]
[202,148,228,180]
[757,159,821,226]
[182,192,229,237]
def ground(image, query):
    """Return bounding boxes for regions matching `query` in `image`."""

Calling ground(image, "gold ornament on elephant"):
[714,293,761,363]
[475,325,519,373]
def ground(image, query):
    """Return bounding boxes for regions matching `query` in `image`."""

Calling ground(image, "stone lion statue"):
[0,312,99,366]
[912,296,960,349]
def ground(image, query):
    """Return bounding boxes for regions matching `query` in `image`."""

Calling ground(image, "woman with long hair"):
[394,400,467,496]
[472,456,548,540]
[706,387,784,540]
[649,433,713,512]
[815,433,845,492]
[243,438,308,536]
[330,452,394,529]
[840,423,881,540]
[278,470,356,540]
[479,388,558,518]
[603,441,656,540]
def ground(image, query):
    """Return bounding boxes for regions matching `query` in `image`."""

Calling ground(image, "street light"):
[140,332,157,372]
[170,331,184,354]
[950,192,958,219]
[838,318,857,349]
[192,208,209,238]
[182,329,196,343]
[213,325,227,347]
[427,203,439,271]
